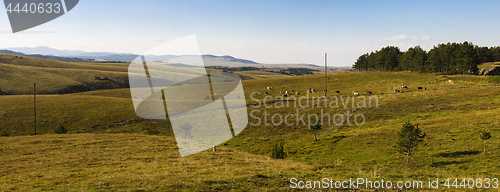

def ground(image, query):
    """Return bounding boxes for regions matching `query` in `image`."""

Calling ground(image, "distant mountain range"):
[3,46,259,63]
[1,46,352,71]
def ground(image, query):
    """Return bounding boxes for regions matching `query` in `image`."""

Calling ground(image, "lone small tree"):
[394,122,426,167]
[480,130,492,154]
[270,141,286,159]
[180,122,193,139]
[309,120,321,141]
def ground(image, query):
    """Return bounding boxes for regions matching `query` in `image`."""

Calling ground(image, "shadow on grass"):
[431,160,470,167]
[328,135,348,144]
[435,150,481,158]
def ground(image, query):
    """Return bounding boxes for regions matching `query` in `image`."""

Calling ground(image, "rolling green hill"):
[1,56,500,191]
[0,53,286,95]
[0,53,130,95]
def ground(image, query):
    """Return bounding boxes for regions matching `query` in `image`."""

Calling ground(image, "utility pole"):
[324,53,327,98]
[34,83,36,135]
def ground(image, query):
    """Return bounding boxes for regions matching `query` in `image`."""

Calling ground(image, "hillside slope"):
[0,53,129,94]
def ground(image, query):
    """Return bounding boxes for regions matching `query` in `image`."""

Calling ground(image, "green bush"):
[144,126,159,135]
[1,130,10,137]
[54,125,68,134]
[308,121,321,130]
[270,142,286,159]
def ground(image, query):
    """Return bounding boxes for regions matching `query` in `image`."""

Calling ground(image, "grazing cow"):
[285,91,289,94]
[312,88,316,92]
[267,86,273,90]
[264,92,269,95]
[335,90,340,93]
[448,80,454,84]
[353,92,359,96]
[291,89,294,92]
[394,90,400,93]
[401,85,408,89]
[324,89,328,92]
[417,87,423,90]
[366,91,373,95]
[282,94,288,98]
[295,92,300,95]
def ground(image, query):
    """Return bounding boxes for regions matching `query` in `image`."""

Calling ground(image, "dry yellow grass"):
[0,134,315,191]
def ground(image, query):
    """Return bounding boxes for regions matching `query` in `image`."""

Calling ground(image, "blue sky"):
[0,0,499,66]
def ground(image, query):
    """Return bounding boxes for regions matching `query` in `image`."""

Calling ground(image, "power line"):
[324,53,327,98]
[34,83,37,135]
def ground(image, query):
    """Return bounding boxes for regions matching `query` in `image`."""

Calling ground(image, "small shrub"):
[0,130,10,137]
[54,125,68,134]
[270,142,286,159]
[144,126,159,135]
[309,121,321,141]
[308,121,321,130]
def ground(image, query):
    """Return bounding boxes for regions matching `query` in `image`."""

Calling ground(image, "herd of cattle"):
[254,79,460,99]
[263,84,434,97]
[265,86,329,97]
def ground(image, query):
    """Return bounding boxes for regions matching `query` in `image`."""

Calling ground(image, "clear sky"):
[0,0,499,66]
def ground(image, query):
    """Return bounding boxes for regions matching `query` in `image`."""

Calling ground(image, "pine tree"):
[480,130,492,154]
[394,122,426,167]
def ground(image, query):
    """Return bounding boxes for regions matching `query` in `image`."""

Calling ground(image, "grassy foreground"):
[0,134,317,191]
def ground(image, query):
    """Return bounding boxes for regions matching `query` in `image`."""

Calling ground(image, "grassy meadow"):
[1,55,500,191]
